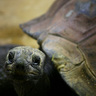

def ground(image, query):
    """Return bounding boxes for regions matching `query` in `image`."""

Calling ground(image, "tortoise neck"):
[13,74,50,96]
[13,80,36,96]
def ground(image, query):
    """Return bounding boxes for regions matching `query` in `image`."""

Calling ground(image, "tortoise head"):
[4,46,46,82]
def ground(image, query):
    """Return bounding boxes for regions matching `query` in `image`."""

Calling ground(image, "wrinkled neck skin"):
[13,74,50,96]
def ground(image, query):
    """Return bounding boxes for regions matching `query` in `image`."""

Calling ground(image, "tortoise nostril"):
[16,65,19,69]
[15,64,25,70]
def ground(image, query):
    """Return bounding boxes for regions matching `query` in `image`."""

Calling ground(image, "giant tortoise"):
[4,0,96,96]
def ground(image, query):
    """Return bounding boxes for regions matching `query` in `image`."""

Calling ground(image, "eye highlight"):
[8,52,14,64]
[32,55,40,66]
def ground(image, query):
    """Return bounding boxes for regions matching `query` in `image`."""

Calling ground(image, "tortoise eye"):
[8,52,14,64]
[32,56,40,66]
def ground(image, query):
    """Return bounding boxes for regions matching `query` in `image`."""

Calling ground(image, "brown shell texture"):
[20,0,96,96]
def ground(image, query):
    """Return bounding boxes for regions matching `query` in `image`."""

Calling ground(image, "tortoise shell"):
[20,0,96,96]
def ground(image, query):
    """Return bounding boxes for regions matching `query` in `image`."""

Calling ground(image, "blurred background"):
[0,0,55,48]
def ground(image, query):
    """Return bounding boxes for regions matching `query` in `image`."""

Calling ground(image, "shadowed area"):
[0,45,18,96]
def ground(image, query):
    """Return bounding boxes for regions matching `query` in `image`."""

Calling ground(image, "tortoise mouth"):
[5,64,41,81]
[8,73,39,81]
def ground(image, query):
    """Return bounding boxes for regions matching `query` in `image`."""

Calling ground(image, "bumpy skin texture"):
[0,45,17,96]
[20,0,96,96]
[5,46,50,96]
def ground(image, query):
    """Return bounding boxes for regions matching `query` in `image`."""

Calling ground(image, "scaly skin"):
[5,46,50,96]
